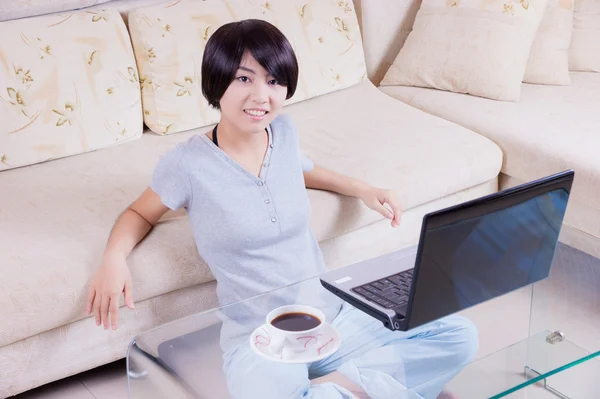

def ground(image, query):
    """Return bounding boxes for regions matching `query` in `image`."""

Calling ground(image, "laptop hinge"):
[393,305,408,318]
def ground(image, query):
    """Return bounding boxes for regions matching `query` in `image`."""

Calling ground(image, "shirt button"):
[258,181,264,186]
[263,163,268,167]
[270,144,274,148]
[265,199,271,204]
[271,217,277,223]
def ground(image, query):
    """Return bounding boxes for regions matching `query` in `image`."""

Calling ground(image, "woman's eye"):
[237,76,250,83]
[268,79,279,85]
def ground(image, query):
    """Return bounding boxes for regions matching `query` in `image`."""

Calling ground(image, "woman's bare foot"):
[311,371,371,398]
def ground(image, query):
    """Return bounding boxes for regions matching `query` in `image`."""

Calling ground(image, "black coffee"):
[270,312,321,332]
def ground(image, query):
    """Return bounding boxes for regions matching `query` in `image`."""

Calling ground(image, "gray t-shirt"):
[151,114,343,347]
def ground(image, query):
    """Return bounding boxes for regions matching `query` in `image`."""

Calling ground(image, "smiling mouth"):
[244,109,268,117]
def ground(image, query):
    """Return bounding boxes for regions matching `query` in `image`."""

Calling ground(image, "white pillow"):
[569,0,600,72]
[381,0,547,101]
[524,0,574,85]
[128,0,367,135]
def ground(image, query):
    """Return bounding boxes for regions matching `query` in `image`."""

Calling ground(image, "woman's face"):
[219,52,288,134]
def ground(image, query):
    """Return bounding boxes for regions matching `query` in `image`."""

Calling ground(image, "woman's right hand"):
[86,253,135,330]
[85,188,168,330]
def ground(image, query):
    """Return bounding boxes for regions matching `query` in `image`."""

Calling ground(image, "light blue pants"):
[222,303,479,399]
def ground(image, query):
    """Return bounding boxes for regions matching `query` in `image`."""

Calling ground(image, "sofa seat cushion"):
[0,131,208,347]
[0,80,502,347]
[380,72,600,222]
[290,81,502,242]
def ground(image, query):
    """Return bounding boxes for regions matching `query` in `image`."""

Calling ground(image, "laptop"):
[320,170,574,331]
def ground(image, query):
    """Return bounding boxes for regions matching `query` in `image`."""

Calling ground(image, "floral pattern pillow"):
[0,8,143,171]
[128,0,367,135]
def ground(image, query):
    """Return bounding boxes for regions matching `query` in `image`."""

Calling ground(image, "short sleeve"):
[150,146,192,210]
[278,113,315,173]
[300,154,314,173]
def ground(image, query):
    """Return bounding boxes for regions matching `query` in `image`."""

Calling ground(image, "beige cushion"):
[0,0,112,21]
[0,8,143,171]
[0,131,207,348]
[354,0,422,86]
[0,281,219,398]
[0,80,502,348]
[293,81,502,242]
[89,0,176,23]
[127,0,367,135]
[569,0,600,72]
[380,71,600,226]
[319,179,499,271]
[524,0,574,85]
[380,0,546,101]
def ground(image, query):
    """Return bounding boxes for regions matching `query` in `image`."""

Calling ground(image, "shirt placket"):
[257,130,280,228]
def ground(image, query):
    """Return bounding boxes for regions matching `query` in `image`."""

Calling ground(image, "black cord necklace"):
[212,125,219,147]
[212,124,269,148]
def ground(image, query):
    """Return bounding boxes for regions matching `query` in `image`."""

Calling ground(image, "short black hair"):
[201,19,299,109]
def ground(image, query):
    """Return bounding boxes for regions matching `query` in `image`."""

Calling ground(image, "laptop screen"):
[408,187,570,329]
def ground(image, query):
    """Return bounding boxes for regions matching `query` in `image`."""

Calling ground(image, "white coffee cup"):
[265,305,326,358]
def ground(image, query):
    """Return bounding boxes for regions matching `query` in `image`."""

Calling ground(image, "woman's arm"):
[304,165,403,227]
[303,165,369,198]
[86,187,170,330]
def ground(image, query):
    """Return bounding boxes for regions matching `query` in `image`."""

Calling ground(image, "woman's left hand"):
[359,186,403,228]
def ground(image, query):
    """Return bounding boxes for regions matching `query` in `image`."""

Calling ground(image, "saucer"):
[249,323,341,364]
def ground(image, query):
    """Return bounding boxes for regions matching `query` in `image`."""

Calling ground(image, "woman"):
[86,19,477,399]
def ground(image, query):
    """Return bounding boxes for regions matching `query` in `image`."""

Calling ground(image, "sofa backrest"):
[0,0,113,21]
[0,0,369,171]
[354,0,420,85]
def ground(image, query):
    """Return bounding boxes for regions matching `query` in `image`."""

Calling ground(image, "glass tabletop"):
[127,275,419,398]
[415,330,600,399]
[408,243,600,399]
[127,243,600,399]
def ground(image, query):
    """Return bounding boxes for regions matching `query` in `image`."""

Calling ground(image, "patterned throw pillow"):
[128,0,367,135]
[0,8,143,171]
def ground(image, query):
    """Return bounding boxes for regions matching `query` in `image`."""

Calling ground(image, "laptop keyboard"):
[351,269,413,309]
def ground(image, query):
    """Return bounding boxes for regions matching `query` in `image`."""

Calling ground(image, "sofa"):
[358,0,600,258]
[0,0,595,397]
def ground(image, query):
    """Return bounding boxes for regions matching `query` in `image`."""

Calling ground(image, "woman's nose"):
[251,83,268,104]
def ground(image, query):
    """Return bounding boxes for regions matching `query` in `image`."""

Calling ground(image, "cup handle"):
[269,333,286,357]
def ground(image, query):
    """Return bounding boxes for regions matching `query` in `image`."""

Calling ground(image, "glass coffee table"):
[127,243,600,398]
